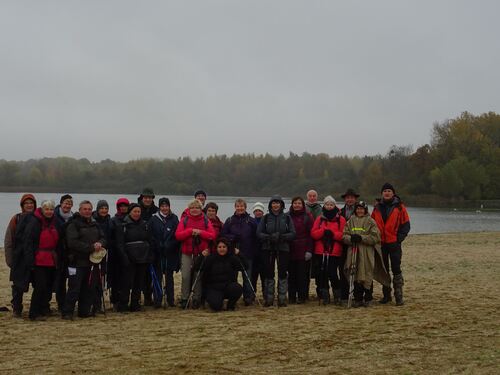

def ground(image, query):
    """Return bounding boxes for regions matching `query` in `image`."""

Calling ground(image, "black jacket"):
[149,212,181,272]
[194,253,247,291]
[116,216,155,265]
[65,213,106,268]
[10,213,38,289]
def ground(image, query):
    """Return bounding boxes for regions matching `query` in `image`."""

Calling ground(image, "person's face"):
[235,202,246,215]
[216,242,228,256]
[307,191,318,203]
[118,204,129,215]
[142,196,153,207]
[160,204,170,215]
[98,206,109,217]
[382,189,395,201]
[195,194,206,205]
[253,209,264,219]
[323,201,335,210]
[355,207,366,217]
[42,206,55,218]
[79,204,93,219]
[292,199,303,211]
[22,199,35,213]
[61,199,73,214]
[206,207,217,219]
[189,206,202,216]
[271,201,281,212]
[344,195,356,206]
[129,207,142,221]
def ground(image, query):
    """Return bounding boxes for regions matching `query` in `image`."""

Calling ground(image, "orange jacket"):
[371,198,410,245]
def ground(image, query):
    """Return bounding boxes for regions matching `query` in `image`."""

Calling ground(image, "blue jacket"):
[221,212,258,260]
[149,212,181,272]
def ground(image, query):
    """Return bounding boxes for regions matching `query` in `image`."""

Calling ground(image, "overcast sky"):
[1,0,499,162]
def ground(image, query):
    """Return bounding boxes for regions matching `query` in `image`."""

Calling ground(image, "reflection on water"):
[1,192,499,239]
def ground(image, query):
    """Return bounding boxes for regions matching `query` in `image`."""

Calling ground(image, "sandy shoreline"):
[1,232,499,374]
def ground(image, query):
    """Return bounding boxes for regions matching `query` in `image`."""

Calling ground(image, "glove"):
[271,232,280,244]
[305,252,312,261]
[350,234,362,244]
[323,229,333,239]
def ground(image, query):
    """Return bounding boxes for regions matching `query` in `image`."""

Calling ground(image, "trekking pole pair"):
[185,254,206,310]
[347,244,359,309]
[149,264,164,307]
[234,250,263,308]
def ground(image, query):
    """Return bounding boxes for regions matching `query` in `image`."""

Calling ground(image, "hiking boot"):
[288,296,297,304]
[179,300,188,309]
[244,297,254,306]
[333,289,342,306]
[393,274,404,306]
[278,300,287,307]
[29,315,47,322]
[61,314,73,321]
[379,286,392,304]
[191,300,200,310]
[264,279,275,307]
[143,295,154,306]
[278,278,288,307]
[130,304,142,312]
[353,300,364,308]
[320,289,330,305]
[13,310,22,319]
[363,300,372,308]
[296,298,305,305]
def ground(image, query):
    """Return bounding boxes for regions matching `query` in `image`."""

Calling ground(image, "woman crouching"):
[194,238,246,312]
[342,201,390,307]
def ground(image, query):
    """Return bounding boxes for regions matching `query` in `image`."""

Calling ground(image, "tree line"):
[1,112,499,204]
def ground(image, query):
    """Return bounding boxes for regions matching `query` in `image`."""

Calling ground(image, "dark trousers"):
[206,282,243,311]
[120,263,148,310]
[63,267,95,317]
[263,250,289,280]
[288,259,310,301]
[382,244,402,276]
[251,253,266,296]
[107,249,120,304]
[143,267,153,303]
[90,265,105,312]
[11,285,25,314]
[30,266,56,318]
[54,267,67,311]
[314,254,343,292]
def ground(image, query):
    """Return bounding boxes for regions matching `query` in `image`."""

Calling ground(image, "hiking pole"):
[347,244,358,309]
[100,264,106,317]
[149,264,163,306]
[237,255,263,308]
[185,255,205,310]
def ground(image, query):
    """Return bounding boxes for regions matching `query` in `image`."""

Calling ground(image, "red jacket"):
[371,198,410,245]
[208,216,223,253]
[34,208,59,267]
[311,214,346,257]
[175,212,216,256]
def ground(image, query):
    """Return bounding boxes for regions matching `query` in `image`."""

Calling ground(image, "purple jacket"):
[221,212,258,260]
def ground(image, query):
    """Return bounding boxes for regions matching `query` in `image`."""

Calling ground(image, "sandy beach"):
[1,232,499,374]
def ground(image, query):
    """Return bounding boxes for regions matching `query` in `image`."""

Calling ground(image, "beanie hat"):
[60,194,73,204]
[381,183,396,194]
[323,195,337,206]
[194,190,207,198]
[140,187,155,198]
[127,203,141,214]
[96,200,109,210]
[252,202,265,214]
[158,197,171,207]
[116,198,130,208]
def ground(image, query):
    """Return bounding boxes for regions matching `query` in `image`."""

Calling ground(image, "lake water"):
[1,192,499,242]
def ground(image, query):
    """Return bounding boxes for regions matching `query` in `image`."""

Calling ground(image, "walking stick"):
[185,255,205,310]
[100,264,106,317]
[236,254,263,308]
[347,243,358,309]
[149,264,163,306]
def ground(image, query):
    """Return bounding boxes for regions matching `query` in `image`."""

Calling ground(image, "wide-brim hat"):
[341,188,360,199]
[90,248,107,264]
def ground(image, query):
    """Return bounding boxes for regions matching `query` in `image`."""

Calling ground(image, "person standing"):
[256,195,296,307]
[53,194,74,311]
[62,201,106,319]
[343,201,390,307]
[221,199,258,305]
[116,203,155,312]
[175,199,216,309]
[149,198,181,307]
[5,194,37,317]
[250,202,266,298]
[24,200,61,320]
[204,202,223,251]
[339,188,360,302]
[371,183,410,306]
[288,197,314,304]
[108,198,130,308]
[310,196,346,305]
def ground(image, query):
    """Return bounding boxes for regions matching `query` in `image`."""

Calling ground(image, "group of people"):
[3,183,410,320]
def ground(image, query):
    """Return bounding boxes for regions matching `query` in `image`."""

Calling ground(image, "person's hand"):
[305,252,312,261]
[350,234,362,244]
[271,232,280,244]
[93,242,102,251]
[192,229,201,236]
[201,249,210,257]
[234,248,240,256]
[323,229,333,239]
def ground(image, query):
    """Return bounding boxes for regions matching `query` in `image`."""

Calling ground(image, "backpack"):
[183,214,209,230]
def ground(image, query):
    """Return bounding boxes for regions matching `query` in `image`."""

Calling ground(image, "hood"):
[20,193,37,211]
[92,211,110,222]
[268,195,285,212]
